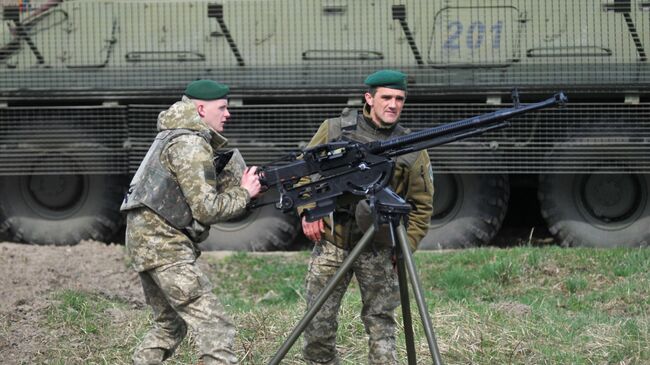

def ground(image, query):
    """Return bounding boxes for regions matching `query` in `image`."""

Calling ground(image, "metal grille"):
[4,102,647,175]
[127,103,650,174]
[407,103,650,173]
[1,0,648,95]
[0,106,128,175]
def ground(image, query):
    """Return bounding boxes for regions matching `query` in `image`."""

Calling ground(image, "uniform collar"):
[209,129,228,149]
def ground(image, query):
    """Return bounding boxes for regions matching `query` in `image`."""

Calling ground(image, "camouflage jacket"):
[124,96,250,272]
[303,104,434,251]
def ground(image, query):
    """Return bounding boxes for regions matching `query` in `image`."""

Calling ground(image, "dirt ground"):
[0,240,145,364]
[0,222,549,364]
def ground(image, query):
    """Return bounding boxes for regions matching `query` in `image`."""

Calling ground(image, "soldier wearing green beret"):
[121,79,262,365]
[300,70,434,364]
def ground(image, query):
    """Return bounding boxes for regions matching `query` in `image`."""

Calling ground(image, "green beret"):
[184,79,229,100]
[364,69,407,91]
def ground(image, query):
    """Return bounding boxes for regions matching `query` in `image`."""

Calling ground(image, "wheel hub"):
[577,174,645,225]
[431,174,462,224]
[22,174,87,218]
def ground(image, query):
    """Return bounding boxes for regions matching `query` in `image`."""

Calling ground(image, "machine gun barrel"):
[254,92,567,214]
[368,92,567,156]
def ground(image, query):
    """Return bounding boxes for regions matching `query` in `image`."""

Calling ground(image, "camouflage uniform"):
[122,97,249,365]
[301,104,434,365]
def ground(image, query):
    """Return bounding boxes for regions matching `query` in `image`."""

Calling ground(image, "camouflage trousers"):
[302,241,400,365]
[133,262,237,365]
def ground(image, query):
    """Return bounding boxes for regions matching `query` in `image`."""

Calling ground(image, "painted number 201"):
[443,21,504,50]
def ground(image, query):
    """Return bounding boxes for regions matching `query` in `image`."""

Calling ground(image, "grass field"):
[44,246,649,364]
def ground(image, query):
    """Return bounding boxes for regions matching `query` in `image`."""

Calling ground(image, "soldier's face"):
[365,87,406,127]
[199,99,231,133]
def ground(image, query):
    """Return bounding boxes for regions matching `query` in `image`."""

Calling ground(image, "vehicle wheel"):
[418,173,510,249]
[0,174,125,245]
[538,173,650,247]
[201,203,299,251]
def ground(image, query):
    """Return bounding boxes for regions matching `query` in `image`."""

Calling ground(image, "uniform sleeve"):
[295,120,330,216]
[405,150,434,251]
[163,135,250,224]
[306,120,330,148]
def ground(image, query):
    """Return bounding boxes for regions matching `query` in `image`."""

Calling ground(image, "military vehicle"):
[1,0,648,249]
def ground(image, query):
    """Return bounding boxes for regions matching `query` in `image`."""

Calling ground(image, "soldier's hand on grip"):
[241,166,262,198]
[302,216,325,242]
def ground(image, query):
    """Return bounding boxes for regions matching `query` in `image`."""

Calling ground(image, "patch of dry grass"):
[35,247,650,364]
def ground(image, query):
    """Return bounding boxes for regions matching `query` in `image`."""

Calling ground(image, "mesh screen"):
[0,105,128,174]
[126,103,650,175]
[1,0,649,175]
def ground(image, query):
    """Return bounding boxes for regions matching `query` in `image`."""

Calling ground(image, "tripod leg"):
[395,247,417,365]
[395,224,444,365]
[267,225,377,365]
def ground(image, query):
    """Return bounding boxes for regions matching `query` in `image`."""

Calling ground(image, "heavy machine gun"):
[256,92,568,221]
[258,91,567,365]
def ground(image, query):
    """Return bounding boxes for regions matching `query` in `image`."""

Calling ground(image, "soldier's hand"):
[241,166,262,198]
[302,216,325,242]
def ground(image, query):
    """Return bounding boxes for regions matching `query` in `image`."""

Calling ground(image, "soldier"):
[121,79,262,365]
[300,70,434,364]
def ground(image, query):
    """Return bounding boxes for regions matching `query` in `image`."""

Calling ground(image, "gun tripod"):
[268,188,443,365]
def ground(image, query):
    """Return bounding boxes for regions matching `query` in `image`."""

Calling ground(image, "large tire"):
[0,174,125,245]
[418,173,510,249]
[538,173,650,247]
[201,203,299,251]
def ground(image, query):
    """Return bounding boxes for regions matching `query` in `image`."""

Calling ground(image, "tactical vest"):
[327,108,419,246]
[327,107,419,172]
[120,128,212,242]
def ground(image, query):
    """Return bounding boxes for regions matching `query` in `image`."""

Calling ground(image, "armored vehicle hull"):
[1,0,649,248]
